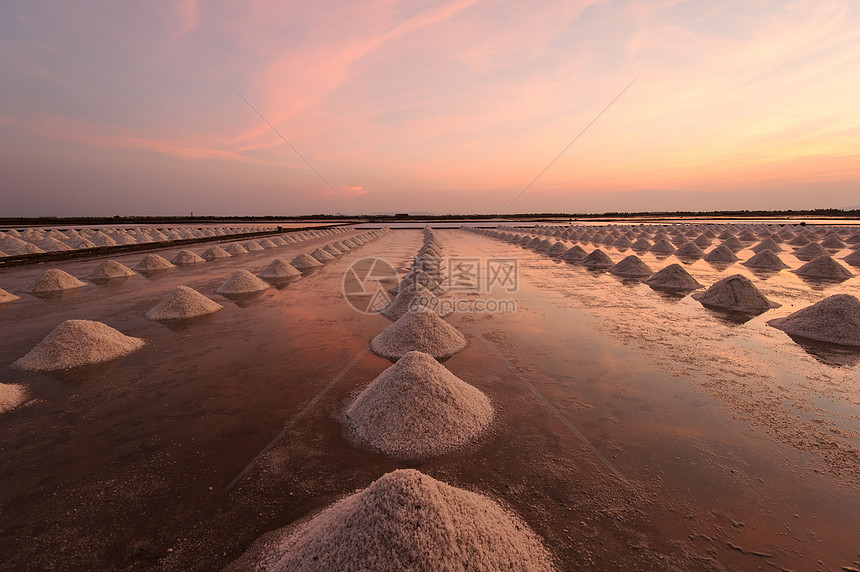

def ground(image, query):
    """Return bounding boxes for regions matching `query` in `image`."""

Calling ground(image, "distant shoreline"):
[2,209,859,228]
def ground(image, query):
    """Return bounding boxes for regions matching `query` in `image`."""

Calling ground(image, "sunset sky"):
[2,0,859,216]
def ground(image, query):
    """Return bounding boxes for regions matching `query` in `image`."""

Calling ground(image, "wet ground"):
[0,228,858,570]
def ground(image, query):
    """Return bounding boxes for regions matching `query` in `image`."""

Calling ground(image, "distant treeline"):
[1,208,858,226]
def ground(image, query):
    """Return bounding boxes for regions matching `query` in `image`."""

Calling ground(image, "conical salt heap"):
[390,269,442,295]
[821,235,846,250]
[145,285,222,320]
[547,241,569,257]
[323,244,343,258]
[721,236,745,252]
[843,249,860,267]
[133,254,175,272]
[25,269,87,293]
[201,245,231,261]
[703,245,739,263]
[609,254,653,278]
[581,249,614,269]
[742,250,789,270]
[87,260,136,280]
[380,283,447,321]
[674,242,705,259]
[291,253,323,271]
[1,288,21,304]
[560,245,587,263]
[692,275,779,313]
[170,250,205,265]
[243,241,265,252]
[793,255,853,280]
[13,319,145,372]
[768,294,860,347]
[233,468,554,572]
[225,243,248,256]
[645,264,703,292]
[344,351,493,459]
[259,259,301,280]
[371,308,467,360]
[216,270,270,295]
[631,238,652,251]
[649,238,676,254]
[258,238,278,249]
[752,238,783,253]
[792,242,829,261]
[311,248,335,263]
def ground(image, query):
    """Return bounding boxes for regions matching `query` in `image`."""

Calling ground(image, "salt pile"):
[561,245,588,262]
[311,248,335,263]
[703,245,739,263]
[821,235,846,250]
[371,308,468,360]
[25,269,87,293]
[546,241,569,257]
[170,250,205,265]
[581,249,614,269]
[344,351,493,459]
[644,264,703,292]
[792,242,829,261]
[752,238,783,253]
[259,259,301,280]
[133,254,175,272]
[146,285,223,320]
[225,243,248,256]
[609,255,653,278]
[742,250,789,270]
[380,283,447,321]
[692,275,779,313]
[201,245,231,261]
[87,260,136,280]
[258,238,278,249]
[322,245,343,258]
[649,239,676,254]
[793,255,853,280]
[844,249,860,267]
[631,238,652,251]
[236,468,554,572]
[216,270,270,295]
[13,320,145,372]
[674,242,705,259]
[768,294,860,347]
[1,288,22,304]
[290,253,323,271]
[243,241,265,252]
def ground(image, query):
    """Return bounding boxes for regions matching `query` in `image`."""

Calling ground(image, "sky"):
[1,0,859,216]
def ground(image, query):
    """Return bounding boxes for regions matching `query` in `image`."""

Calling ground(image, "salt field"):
[0,221,858,570]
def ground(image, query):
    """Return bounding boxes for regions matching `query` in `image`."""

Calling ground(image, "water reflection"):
[785,334,860,367]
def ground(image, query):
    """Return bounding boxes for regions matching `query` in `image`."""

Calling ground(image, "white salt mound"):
[290,253,323,270]
[609,255,653,278]
[345,351,493,459]
[768,294,860,347]
[239,469,554,572]
[13,320,145,372]
[170,250,205,265]
[225,243,249,256]
[259,259,301,280]
[692,275,779,313]
[25,269,87,293]
[133,254,175,271]
[0,383,27,414]
[793,255,853,280]
[146,285,222,320]
[216,270,270,295]
[379,283,448,321]
[88,260,136,280]
[201,245,231,261]
[742,250,789,270]
[1,288,22,304]
[645,264,703,291]
[371,308,468,360]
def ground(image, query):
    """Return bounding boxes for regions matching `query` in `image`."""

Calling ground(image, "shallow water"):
[0,227,858,570]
